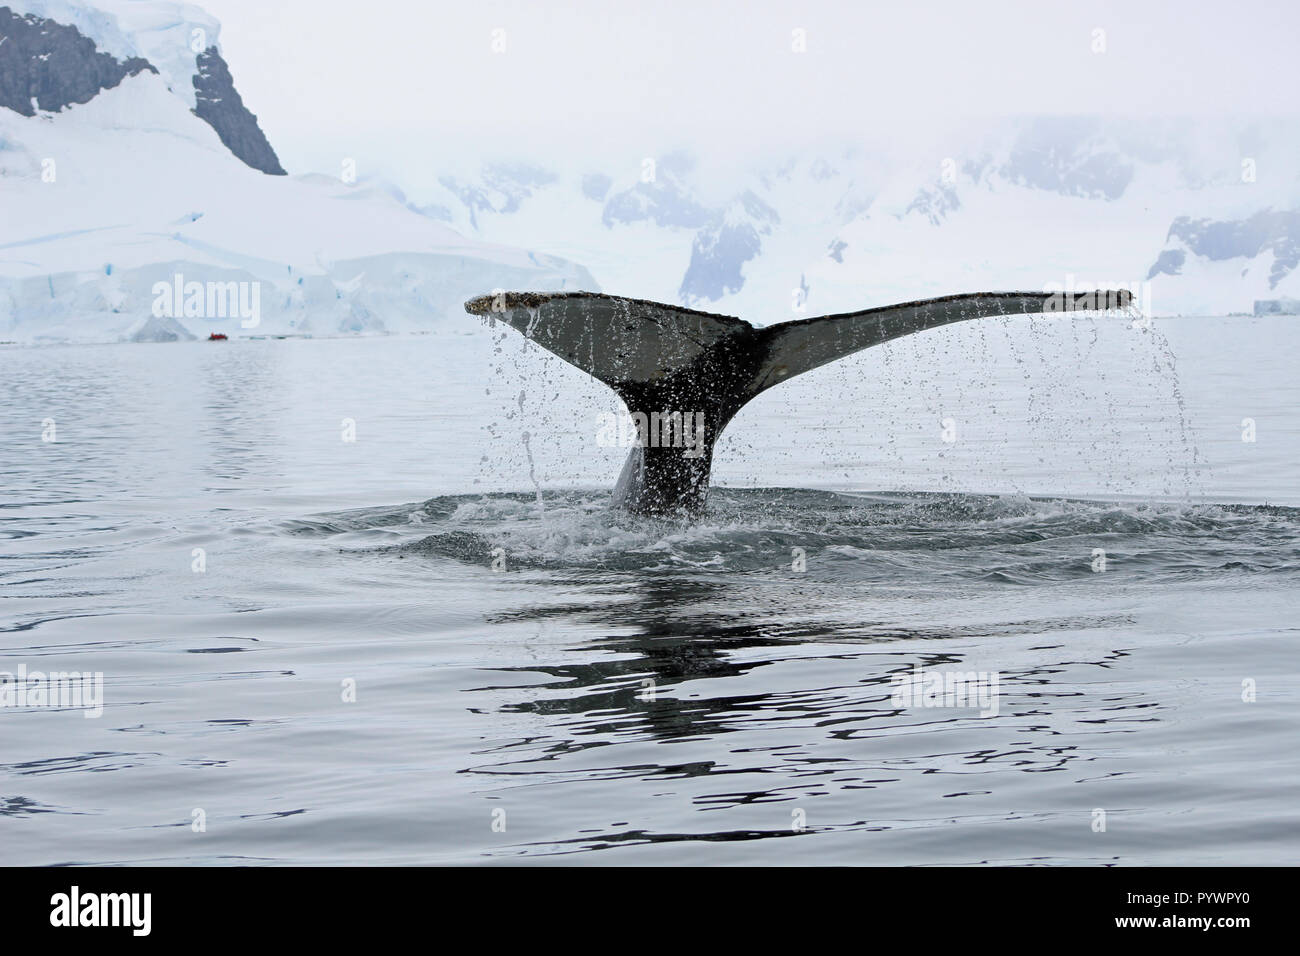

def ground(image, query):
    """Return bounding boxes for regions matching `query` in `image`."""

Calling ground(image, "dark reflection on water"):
[312,486,1289,853]
[368,490,1216,859]
[477,576,1137,744]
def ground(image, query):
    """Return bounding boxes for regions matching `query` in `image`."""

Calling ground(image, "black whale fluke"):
[465,289,1134,516]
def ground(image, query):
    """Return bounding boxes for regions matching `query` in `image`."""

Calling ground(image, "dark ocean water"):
[2,317,1297,864]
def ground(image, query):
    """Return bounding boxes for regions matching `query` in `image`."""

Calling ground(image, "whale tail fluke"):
[465,288,1133,514]
[464,292,753,392]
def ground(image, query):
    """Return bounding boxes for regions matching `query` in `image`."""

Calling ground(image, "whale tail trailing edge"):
[747,290,1131,394]
[465,288,1133,515]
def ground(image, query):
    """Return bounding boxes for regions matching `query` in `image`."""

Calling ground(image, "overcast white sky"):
[201,0,1300,184]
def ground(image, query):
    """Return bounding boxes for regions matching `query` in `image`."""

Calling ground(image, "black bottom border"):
[0,865,1284,941]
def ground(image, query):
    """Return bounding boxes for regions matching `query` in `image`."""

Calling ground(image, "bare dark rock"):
[1151,210,1300,288]
[0,6,156,115]
[0,6,284,176]
[192,46,285,175]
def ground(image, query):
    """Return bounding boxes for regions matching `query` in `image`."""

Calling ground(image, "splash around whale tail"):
[465,288,1134,515]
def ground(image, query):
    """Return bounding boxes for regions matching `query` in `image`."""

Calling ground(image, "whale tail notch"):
[465,288,1133,515]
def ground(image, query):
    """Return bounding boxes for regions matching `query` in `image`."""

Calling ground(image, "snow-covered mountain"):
[0,1,594,343]
[414,117,1300,319]
[5,0,1298,346]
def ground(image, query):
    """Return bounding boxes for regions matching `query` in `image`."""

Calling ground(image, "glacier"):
[0,1,596,344]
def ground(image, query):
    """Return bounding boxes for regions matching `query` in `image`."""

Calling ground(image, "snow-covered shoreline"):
[0,4,595,344]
